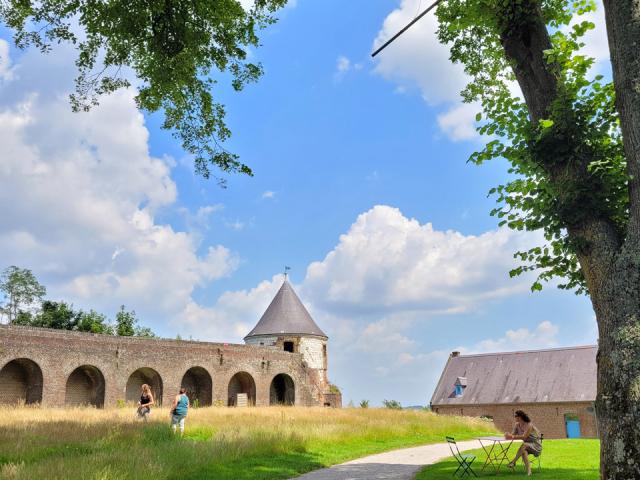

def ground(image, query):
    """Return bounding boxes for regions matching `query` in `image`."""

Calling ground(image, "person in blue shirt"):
[170,387,189,435]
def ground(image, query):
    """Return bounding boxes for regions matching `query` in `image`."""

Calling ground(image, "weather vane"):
[284,266,291,279]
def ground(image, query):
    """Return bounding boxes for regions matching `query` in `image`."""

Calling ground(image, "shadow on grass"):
[0,420,118,466]
[420,459,598,480]
[175,451,325,480]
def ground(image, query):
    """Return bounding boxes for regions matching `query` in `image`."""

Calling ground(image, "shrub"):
[360,400,369,409]
[382,399,402,410]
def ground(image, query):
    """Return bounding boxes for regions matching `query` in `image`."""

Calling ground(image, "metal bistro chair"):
[521,432,544,473]
[446,436,477,478]
[534,433,544,472]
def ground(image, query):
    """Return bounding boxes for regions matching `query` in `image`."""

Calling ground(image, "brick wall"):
[434,402,598,439]
[0,325,326,408]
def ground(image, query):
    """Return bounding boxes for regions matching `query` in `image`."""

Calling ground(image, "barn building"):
[0,279,341,408]
[430,346,597,439]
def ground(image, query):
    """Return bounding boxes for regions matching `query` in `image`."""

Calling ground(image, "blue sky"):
[0,0,607,405]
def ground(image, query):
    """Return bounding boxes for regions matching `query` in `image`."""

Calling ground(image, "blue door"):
[565,417,581,438]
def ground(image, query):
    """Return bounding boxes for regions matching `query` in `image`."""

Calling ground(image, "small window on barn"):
[284,341,294,353]
[454,377,467,397]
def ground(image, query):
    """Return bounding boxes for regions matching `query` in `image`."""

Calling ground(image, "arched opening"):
[270,373,295,406]
[65,365,105,408]
[0,358,43,405]
[227,371,256,406]
[181,367,212,407]
[126,367,163,406]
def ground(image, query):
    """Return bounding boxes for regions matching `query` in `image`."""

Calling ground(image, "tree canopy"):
[2,265,155,337]
[0,0,288,183]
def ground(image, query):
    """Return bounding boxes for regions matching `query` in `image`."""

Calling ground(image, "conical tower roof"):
[245,280,327,339]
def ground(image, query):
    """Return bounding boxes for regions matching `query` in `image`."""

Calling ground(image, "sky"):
[0,1,609,406]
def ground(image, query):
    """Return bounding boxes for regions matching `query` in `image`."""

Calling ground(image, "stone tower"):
[244,280,340,407]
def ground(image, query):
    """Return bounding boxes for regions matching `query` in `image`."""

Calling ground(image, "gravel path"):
[292,439,480,480]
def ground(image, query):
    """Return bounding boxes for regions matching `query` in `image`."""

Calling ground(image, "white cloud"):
[304,205,538,314]
[0,43,238,332]
[574,1,610,68]
[262,190,276,199]
[334,55,353,81]
[372,0,466,105]
[226,220,245,231]
[372,0,477,141]
[373,0,611,141]
[239,0,297,11]
[336,55,351,73]
[468,320,560,353]
[437,103,481,142]
[177,275,283,341]
[0,39,13,81]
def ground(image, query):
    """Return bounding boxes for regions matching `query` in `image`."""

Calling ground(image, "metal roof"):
[244,281,327,339]
[430,345,597,406]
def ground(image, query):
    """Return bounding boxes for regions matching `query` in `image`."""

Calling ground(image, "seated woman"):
[505,410,542,476]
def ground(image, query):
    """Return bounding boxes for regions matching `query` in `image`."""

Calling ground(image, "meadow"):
[417,438,600,480]
[0,405,496,480]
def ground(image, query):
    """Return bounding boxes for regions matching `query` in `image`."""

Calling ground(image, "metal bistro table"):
[477,436,514,473]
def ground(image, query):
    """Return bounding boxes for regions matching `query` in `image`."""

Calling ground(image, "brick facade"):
[434,402,598,439]
[0,325,330,408]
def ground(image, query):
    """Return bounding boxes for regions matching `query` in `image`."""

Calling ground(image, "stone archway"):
[65,365,105,408]
[270,373,295,406]
[227,371,256,406]
[181,367,212,407]
[126,367,163,406]
[0,358,43,405]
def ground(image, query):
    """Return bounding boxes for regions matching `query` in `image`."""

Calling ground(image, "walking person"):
[136,384,154,422]
[505,410,542,476]
[170,387,189,435]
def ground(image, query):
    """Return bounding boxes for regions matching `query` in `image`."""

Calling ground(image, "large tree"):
[0,0,287,183]
[434,0,639,477]
[0,265,46,323]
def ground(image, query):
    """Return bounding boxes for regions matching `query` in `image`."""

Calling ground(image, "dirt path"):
[292,439,480,480]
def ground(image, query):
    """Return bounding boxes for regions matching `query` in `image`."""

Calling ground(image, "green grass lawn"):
[416,439,600,480]
[0,406,497,480]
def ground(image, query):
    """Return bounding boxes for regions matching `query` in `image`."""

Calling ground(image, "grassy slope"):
[416,439,600,480]
[0,406,496,480]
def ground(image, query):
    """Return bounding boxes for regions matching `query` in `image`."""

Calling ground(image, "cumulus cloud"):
[0,39,13,81]
[373,0,610,141]
[468,320,560,353]
[178,275,283,341]
[372,0,466,105]
[0,43,238,333]
[437,103,481,142]
[304,205,537,314]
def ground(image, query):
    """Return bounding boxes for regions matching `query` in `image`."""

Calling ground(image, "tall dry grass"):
[0,405,496,480]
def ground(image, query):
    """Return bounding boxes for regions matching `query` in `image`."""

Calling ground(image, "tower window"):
[284,341,294,352]
[455,385,465,397]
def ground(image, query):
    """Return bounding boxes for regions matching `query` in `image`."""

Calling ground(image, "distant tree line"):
[0,265,155,337]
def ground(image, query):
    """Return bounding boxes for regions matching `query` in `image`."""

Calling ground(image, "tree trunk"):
[602,0,640,241]
[592,253,640,480]
[497,2,640,478]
